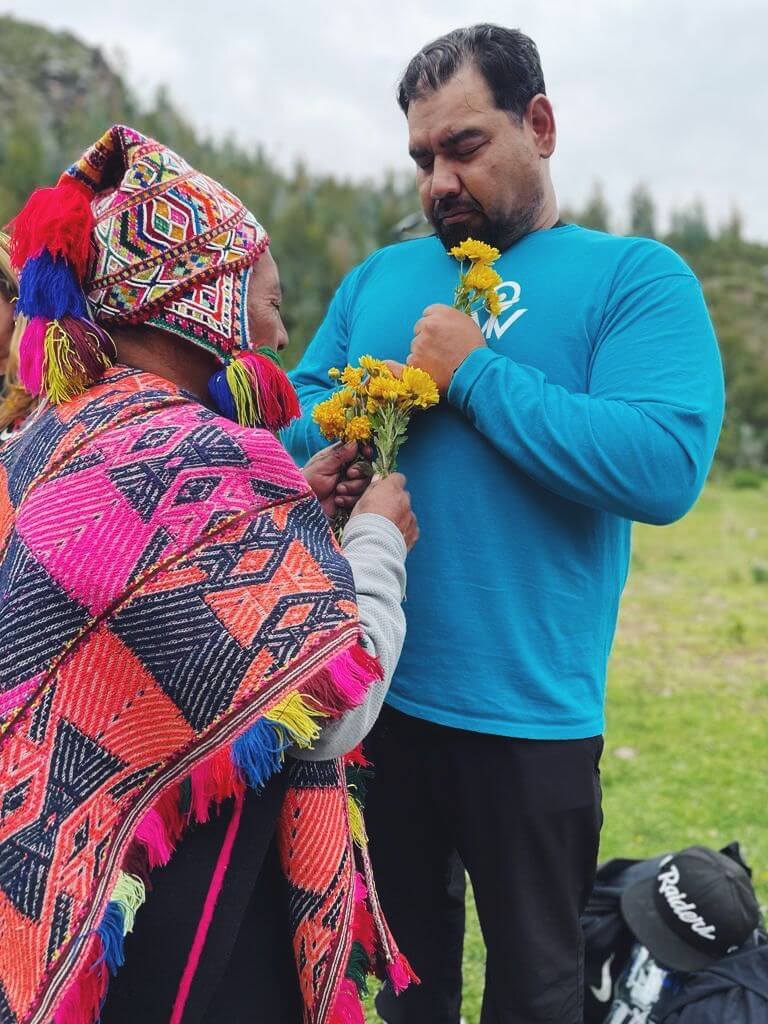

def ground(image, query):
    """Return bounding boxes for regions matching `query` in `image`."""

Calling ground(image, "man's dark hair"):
[397,24,545,119]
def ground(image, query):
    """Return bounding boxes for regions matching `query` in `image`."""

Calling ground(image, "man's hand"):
[407,303,486,393]
[350,473,419,551]
[303,442,373,518]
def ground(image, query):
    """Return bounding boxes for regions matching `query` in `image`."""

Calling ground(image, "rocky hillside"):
[0,15,135,206]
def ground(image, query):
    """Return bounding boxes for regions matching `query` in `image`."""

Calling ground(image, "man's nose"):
[430,158,461,200]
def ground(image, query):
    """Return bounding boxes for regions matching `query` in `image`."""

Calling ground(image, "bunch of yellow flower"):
[450,237,503,318]
[313,355,439,478]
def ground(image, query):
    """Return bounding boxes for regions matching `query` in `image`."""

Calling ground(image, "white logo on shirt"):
[471,280,528,339]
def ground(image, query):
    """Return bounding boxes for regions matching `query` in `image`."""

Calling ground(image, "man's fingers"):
[383,359,406,378]
[345,462,373,481]
[332,440,359,461]
[338,478,369,498]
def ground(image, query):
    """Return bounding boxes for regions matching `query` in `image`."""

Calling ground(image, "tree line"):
[0,15,766,470]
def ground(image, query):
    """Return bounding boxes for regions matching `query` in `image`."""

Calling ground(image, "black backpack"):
[582,843,766,1024]
[583,854,666,1022]
[652,941,768,1023]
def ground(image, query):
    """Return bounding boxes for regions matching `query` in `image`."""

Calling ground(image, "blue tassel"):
[16,250,88,320]
[231,718,290,790]
[208,364,237,421]
[96,901,126,975]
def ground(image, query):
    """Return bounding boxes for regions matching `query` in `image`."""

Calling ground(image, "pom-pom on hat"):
[10,124,299,430]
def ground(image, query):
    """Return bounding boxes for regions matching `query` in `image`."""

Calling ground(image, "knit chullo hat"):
[9,124,299,430]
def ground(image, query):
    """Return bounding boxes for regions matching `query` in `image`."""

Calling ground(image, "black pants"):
[103,772,302,1023]
[367,706,603,1024]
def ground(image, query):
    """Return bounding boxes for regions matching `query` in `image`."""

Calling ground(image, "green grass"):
[366,483,768,1023]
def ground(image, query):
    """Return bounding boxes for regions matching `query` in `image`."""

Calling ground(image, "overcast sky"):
[6,0,767,240]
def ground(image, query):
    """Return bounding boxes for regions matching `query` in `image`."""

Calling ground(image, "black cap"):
[620,846,760,972]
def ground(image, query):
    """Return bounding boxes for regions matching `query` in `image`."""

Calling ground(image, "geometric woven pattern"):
[68,125,269,359]
[0,367,363,1024]
[280,759,354,1013]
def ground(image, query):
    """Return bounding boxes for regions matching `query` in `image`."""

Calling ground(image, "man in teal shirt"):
[283,23,724,1024]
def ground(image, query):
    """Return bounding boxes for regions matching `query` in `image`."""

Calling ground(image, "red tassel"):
[154,784,185,846]
[305,645,379,717]
[343,743,371,769]
[237,350,301,431]
[351,874,377,960]
[53,934,108,1024]
[348,642,384,681]
[190,747,243,824]
[10,175,95,281]
[387,953,419,994]
[329,977,365,1024]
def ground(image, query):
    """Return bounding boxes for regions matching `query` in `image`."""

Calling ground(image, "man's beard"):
[430,187,544,251]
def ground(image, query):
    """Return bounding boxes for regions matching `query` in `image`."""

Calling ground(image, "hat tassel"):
[11,173,114,404]
[19,316,116,402]
[208,347,300,431]
[10,175,94,280]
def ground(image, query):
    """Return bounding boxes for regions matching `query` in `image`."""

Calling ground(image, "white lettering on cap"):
[657,863,717,941]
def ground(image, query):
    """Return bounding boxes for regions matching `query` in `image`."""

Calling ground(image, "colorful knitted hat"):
[9,124,299,430]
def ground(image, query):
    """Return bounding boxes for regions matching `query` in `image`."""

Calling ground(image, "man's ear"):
[527,95,556,159]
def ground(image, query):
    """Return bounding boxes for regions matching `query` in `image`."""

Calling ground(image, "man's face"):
[246,250,288,354]
[407,64,551,251]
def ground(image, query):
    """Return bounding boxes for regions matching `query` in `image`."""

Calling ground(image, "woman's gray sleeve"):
[291,512,407,761]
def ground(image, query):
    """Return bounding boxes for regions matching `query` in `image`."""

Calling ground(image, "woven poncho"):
[0,367,412,1023]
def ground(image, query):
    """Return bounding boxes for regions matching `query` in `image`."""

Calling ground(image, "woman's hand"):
[303,441,373,518]
[350,473,419,551]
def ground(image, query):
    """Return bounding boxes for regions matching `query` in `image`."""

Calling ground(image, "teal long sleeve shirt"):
[283,226,724,738]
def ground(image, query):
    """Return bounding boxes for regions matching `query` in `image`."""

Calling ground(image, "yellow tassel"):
[225,358,260,427]
[347,794,367,846]
[108,871,146,934]
[43,320,111,404]
[265,692,326,749]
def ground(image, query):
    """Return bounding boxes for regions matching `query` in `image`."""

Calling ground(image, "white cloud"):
[7,0,768,239]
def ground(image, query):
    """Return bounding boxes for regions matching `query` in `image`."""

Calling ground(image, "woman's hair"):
[0,232,36,432]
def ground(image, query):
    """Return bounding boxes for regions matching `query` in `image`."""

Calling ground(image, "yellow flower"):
[328,367,341,380]
[345,416,372,443]
[366,375,407,405]
[449,238,500,264]
[337,387,356,408]
[463,264,502,293]
[486,290,502,317]
[312,394,347,441]
[359,355,393,378]
[400,366,440,409]
[341,366,364,389]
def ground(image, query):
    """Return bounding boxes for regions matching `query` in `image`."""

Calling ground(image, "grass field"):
[365,481,768,1023]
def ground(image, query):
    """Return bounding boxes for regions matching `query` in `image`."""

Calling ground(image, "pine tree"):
[628,184,657,238]
[580,182,611,233]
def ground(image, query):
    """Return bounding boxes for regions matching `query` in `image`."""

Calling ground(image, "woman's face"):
[246,250,288,354]
[0,284,15,377]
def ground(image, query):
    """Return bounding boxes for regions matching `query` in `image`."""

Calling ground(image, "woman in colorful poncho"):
[0,125,416,1024]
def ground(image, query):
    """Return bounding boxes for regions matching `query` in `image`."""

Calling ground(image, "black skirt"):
[102,771,303,1024]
